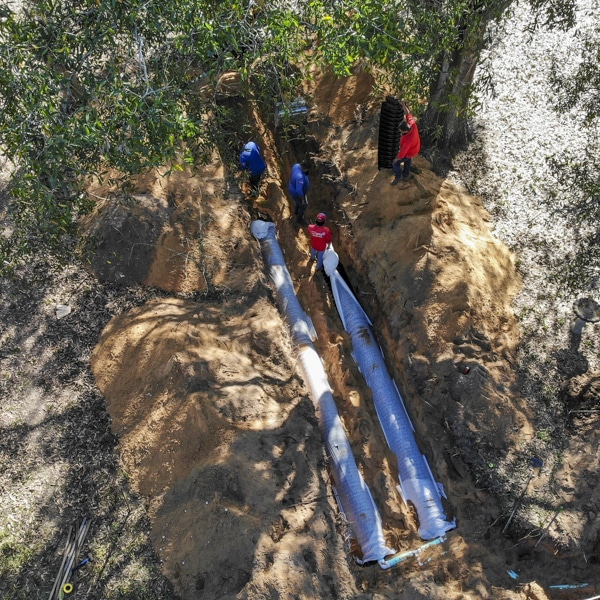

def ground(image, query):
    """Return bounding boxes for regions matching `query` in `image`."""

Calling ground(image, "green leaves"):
[0,0,317,270]
[0,0,587,273]
[307,1,415,78]
[545,23,600,291]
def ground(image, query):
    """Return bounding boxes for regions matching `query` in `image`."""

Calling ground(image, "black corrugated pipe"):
[377,96,403,170]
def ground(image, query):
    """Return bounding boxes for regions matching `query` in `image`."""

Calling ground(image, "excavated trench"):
[250,124,457,558]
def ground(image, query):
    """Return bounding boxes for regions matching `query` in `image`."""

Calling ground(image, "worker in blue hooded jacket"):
[288,160,310,224]
[239,141,267,196]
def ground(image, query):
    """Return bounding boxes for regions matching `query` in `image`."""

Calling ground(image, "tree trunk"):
[420,44,482,155]
[420,1,513,160]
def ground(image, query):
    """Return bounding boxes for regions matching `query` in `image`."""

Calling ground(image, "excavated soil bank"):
[84,70,599,599]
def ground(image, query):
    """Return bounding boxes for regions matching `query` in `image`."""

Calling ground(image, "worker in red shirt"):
[392,100,420,184]
[308,213,332,271]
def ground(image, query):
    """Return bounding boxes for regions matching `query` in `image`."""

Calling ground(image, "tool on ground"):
[48,518,91,600]
[502,457,543,534]
[71,557,92,574]
[534,506,563,549]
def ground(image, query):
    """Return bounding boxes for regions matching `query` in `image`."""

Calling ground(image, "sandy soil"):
[83,68,598,599]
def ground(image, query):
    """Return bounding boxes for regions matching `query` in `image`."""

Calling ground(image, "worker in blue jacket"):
[239,141,267,196]
[288,161,310,224]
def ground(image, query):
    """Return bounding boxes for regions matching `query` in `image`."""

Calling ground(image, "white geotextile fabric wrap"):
[324,248,456,540]
[251,221,394,564]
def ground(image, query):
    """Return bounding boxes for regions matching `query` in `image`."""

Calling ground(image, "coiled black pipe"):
[377,96,403,170]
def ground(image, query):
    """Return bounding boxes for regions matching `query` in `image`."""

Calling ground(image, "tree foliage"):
[549,143,600,291]
[306,0,577,156]
[1,0,193,255]
[0,0,587,273]
[0,0,307,270]
[306,0,514,154]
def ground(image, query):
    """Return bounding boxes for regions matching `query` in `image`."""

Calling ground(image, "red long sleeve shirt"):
[397,114,421,159]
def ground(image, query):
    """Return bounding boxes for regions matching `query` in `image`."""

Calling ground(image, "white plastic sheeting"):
[323,248,456,541]
[251,220,394,565]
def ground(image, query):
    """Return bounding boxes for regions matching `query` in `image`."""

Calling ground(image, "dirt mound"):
[85,69,599,599]
[91,295,354,599]
[83,161,259,295]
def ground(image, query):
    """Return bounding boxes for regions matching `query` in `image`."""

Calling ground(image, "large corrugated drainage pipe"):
[251,220,395,566]
[323,248,456,543]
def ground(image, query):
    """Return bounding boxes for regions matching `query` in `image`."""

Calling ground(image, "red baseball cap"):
[316,213,326,222]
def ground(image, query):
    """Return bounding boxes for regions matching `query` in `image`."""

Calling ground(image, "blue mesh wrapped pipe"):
[251,220,394,565]
[250,220,316,346]
[323,249,456,542]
